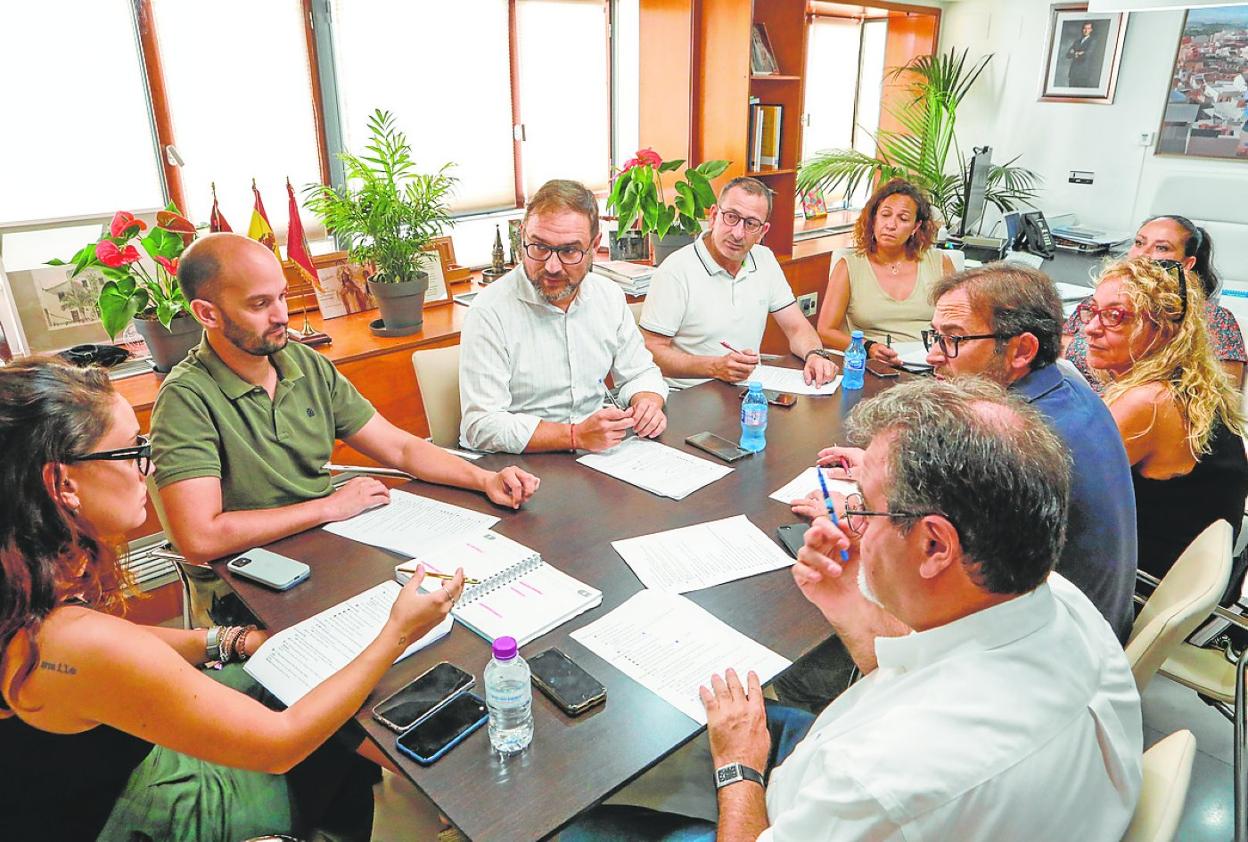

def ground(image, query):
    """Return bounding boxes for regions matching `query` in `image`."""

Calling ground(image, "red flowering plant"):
[605,148,730,240]
[49,204,197,338]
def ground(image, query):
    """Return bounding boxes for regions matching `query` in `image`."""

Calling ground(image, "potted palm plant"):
[606,149,730,265]
[50,206,200,373]
[798,49,1041,230]
[305,109,456,335]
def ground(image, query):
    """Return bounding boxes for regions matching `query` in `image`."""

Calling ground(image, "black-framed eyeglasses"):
[1154,258,1188,322]
[842,492,933,535]
[921,329,1015,359]
[718,209,766,234]
[72,434,152,475]
[522,241,589,266]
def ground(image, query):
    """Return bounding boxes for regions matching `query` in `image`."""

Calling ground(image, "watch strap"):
[714,762,765,790]
[803,348,832,362]
[863,339,878,355]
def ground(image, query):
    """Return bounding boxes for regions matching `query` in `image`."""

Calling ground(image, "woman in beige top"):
[816,178,954,364]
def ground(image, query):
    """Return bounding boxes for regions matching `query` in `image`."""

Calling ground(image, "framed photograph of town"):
[1039,3,1129,104]
[1155,5,1248,160]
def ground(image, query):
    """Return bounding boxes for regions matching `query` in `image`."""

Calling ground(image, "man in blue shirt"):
[775,262,1137,711]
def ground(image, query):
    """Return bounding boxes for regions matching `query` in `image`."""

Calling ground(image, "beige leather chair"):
[1121,730,1196,842]
[1126,520,1233,693]
[145,475,226,629]
[411,344,462,449]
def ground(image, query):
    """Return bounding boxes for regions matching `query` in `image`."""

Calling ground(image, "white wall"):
[939,0,1248,232]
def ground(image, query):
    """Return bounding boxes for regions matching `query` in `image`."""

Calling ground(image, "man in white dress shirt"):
[459,179,669,454]
[567,378,1142,841]
[640,177,838,390]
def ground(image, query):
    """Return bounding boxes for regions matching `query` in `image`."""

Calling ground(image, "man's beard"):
[222,312,287,357]
[858,561,883,608]
[529,270,581,305]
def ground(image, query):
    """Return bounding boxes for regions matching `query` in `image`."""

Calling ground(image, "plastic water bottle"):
[484,636,533,755]
[740,381,768,452]
[843,330,867,391]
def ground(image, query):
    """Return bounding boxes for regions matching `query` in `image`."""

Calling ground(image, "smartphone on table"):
[865,359,900,379]
[394,692,488,766]
[226,548,310,591]
[372,662,475,733]
[529,648,607,717]
[739,387,797,407]
[685,432,751,463]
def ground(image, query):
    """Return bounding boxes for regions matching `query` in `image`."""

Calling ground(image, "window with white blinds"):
[331,0,517,215]
[0,0,164,225]
[150,0,324,233]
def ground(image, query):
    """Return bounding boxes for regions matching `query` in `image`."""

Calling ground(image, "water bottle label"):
[741,407,766,425]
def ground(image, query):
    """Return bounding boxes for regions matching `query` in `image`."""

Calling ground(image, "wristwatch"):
[804,348,836,363]
[714,762,765,790]
[205,625,223,663]
[863,339,878,356]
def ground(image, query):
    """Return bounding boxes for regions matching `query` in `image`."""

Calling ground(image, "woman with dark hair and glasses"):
[1063,215,1246,390]
[1078,257,1248,580]
[816,178,955,365]
[0,357,463,841]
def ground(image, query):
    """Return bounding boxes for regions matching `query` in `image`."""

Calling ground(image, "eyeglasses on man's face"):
[841,492,932,535]
[718,209,766,235]
[522,241,589,266]
[921,329,1014,359]
[72,434,152,475]
[1074,301,1134,330]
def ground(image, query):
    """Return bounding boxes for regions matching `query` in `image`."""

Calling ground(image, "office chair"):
[145,475,233,629]
[1125,520,1233,694]
[628,301,644,324]
[411,345,462,449]
[1120,730,1196,842]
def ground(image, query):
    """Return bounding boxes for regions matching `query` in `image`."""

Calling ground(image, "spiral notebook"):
[395,531,601,646]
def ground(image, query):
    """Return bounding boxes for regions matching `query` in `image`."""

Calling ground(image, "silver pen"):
[323,462,412,479]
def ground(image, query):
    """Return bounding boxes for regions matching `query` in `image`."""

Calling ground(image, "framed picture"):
[751,24,779,76]
[310,252,377,320]
[1154,5,1248,161]
[418,247,451,308]
[1039,3,1129,104]
[801,190,828,219]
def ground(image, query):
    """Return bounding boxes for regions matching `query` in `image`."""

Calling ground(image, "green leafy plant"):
[48,206,196,339]
[798,49,1041,230]
[606,149,731,240]
[304,109,456,284]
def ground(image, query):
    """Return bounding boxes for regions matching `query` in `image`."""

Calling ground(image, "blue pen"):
[815,466,851,563]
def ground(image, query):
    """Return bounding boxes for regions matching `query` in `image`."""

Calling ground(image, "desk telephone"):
[1006,211,1056,259]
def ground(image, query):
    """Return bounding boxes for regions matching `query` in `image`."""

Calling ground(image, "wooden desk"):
[213,372,903,841]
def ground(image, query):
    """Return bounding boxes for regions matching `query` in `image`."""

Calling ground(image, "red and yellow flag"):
[248,179,281,260]
[209,182,232,233]
[285,178,318,289]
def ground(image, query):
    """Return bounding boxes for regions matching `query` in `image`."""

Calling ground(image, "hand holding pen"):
[815,446,864,481]
[815,465,851,564]
[716,340,760,383]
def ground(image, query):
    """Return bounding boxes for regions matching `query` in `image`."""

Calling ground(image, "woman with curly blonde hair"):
[1077,256,1248,579]
[816,178,955,364]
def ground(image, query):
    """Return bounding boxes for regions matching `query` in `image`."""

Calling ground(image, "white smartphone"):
[226,548,310,591]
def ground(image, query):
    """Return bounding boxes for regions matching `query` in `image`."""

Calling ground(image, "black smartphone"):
[865,359,900,379]
[372,662,475,733]
[529,648,607,716]
[739,387,798,407]
[776,523,810,559]
[394,692,488,766]
[685,431,751,463]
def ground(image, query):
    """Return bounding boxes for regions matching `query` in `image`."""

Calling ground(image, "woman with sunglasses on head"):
[816,178,955,365]
[0,358,463,841]
[1063,215,1245,390]
[1077,257,1248,581]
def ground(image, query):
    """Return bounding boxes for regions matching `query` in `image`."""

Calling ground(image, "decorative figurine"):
[481,224,509,284]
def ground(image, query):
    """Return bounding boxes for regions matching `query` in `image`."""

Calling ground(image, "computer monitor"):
[959,146,992,238]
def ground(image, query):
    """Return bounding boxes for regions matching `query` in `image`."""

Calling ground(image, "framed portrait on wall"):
[1154,5,1248,161]
[1039,3,1129,104]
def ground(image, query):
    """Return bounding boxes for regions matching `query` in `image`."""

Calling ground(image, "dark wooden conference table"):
[213,371,905,841]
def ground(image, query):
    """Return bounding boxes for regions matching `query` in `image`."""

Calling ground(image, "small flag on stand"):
[247,179,282,261]
[284,177,332,347]
[209,182,232,233]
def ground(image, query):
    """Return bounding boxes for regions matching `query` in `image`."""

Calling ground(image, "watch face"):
[716,765,741,786]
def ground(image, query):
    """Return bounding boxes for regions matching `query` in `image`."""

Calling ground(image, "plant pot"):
[368,272,428,336]
[133,313,203,374]
[609,230,649,262]
[650,232,696,266]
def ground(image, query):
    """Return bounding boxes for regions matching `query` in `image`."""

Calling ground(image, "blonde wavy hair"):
[1096,256,1244,455]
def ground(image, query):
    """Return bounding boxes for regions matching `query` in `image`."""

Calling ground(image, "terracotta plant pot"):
[132,312,202,374]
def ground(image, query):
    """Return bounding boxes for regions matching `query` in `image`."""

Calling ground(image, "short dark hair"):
[848,377,1071,595]
[854,178,937,260]
[718,176,774,220]
[524,179,599,239]
[177,237,224,303]
[929,262,1064,369]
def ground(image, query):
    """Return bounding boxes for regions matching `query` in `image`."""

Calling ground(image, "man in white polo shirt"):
[640,177,838,389]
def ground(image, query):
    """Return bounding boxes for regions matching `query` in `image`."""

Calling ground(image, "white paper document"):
[739,364,842,396]
[571,590,791,724]
[769,466,858,505]
[577,437,732,500]
[893,341,930,368]
[244,581,453,706]
[611,514,794,593]
[323,489,499,557]
[1055,281,1091,302]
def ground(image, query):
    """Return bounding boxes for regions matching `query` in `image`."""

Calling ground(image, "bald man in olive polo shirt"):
[151,234,539,565]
